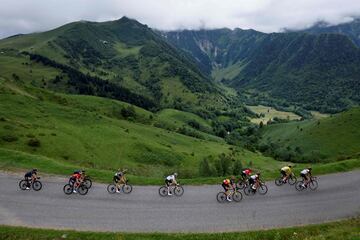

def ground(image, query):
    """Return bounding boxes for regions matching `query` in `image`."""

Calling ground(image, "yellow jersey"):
[281,166,292,175]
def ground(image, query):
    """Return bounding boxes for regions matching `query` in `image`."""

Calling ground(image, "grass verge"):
[0,148,359,185]
[0,218,359,240]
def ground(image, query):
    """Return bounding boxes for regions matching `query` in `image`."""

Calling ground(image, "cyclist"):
[240,168,252,180]
[165,173,178,196]
[281,165,293,183]
[24,169,38,190]
[300,167,312,188]
[70,170,83,193]
[249,172,261,192]
[221,178,235,201]
[113,169,128,193]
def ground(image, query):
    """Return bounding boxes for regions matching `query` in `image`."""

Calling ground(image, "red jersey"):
[72,173,81,179]
[243,169,252,176]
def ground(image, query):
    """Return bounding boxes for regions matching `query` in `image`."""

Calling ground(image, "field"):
[0,218,358,240]
[247,105,301,124]
[261,107,360,161]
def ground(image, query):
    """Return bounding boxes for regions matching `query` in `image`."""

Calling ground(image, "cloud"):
[1,0,360,38]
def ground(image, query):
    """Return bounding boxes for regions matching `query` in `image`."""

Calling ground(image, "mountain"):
[301,18,360,47]
[164,28,360,113]
[0,17,226,112]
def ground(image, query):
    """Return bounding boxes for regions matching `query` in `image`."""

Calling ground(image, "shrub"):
[1,135,18,142]
[199,157,213,177]
[187,120,201,130]
[120,105,136,119]
[233,160,243,175]
[27,138,40,147]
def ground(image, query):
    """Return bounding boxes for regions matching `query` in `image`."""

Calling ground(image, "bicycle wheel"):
[32,180,42,191]
[78,185,89,195]
[244,186,255,196]
[309,180,318,191]
[107,184,117,194]
[159,186,168,197]
[83,178,92,189]
[216,192,226,203]
[236,181,246,190]
[19,180,28,190]
[122,184,133,194]
[174,185,184,196]
[258,184,268,195]
[63,184,73,195]
[295,181,305,191]
[275,178,283,186]
[232,191,243,202]
[288,176,297,185]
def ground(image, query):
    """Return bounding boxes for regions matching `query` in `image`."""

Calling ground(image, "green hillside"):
[0,77,284,180]
[260,107,360,162]
[0,17,227,112]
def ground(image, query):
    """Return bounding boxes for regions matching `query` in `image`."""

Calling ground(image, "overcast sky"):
[1,0,360,39]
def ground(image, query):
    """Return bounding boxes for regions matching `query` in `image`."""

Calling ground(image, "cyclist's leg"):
[25,177,31,188]
[281,170,286,181]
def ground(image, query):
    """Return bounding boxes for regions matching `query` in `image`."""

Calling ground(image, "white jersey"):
[301,169,310,175]
[250,174,258,180]
[166,175,176,181]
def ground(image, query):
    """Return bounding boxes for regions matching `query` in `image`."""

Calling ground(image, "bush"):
[187,120,201,130]
[233,160,243,175]
[215,153,232,176]
[199,157,213,177]
[120,105,136,119]
[27,138,40,147]
[1,135,18,142]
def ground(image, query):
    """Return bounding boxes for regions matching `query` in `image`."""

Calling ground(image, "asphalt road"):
[0,170,359,233]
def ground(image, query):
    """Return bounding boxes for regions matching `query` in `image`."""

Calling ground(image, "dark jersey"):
[25,171,33,178]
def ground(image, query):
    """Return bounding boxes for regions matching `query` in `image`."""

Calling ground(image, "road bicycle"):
[69,174,92,189]
[19,177,42,191]
[159,183,184,197]
[275,173,297,186]
[244,181,268,196]
[295,176,318,191]
[63,182,88,195]
[217,188,243,203]
[107,180,133,194]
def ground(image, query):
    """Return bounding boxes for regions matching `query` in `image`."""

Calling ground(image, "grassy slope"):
[0,218,358,240]
[0,79,290,182]
[261,107,360,161]
[0,19,227,112]
[155,109,221,142]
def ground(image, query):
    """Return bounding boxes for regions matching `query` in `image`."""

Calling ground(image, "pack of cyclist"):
[19,165,317,198]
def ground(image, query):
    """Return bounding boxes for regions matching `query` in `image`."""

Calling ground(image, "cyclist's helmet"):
[32,168,37,173]
[308,167,312,171]
[288,165,292,168]
[223,179,230,184]
[173,173,178,177]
